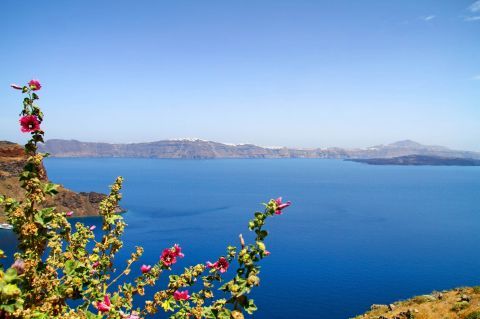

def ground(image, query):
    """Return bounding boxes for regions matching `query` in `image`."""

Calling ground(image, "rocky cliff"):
[38,139,480,160]
[354,286,480,319]
[0,141,119,223]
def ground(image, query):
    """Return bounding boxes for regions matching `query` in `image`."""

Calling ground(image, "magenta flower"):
[92,261,100,268]
[10,84,22,90]
[140,264,151,274]
[174,290,190,301]
[28,79,41,91]
[172,244,184,258]
[160,249,177,266]
[274,197,291,215]
[66,211,74,217]
[206,257,229,273]
[19,115,40,133]
[96,295,111,312]
[89,225,96,231]
[160,244,184,267]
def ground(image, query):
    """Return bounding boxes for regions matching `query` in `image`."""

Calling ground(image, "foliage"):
[465,311,480,319]
[451,301,470,312]
[0,80,291,319]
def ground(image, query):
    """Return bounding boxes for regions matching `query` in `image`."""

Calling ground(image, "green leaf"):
[217,309,231,319]
[245,299,257,314]
[43,183,59,196]
[161,299,175,312]
[0,303,17,313]
[255,230,268,240]
[34,207,55,226]
[202,307,216,319]
[32,312,49,319]
[4,268,18,282]
[2,283,20,297]
[64,260,76,275]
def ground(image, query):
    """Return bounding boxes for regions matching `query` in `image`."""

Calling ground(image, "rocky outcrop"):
[353,287,480,319]
[38,139,480,160]
[0,141,27,180]
[0,141,121,222]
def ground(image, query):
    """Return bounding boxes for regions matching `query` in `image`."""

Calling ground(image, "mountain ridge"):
[37,139,480,160]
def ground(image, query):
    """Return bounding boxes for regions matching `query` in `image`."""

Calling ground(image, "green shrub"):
[0,80,291,319]
[451,301,469,312]
[465,311,480,319]
[472,286,480,294]
[411,294,436,304]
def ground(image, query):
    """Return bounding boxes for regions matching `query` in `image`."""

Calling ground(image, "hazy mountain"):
[37,139,480,160]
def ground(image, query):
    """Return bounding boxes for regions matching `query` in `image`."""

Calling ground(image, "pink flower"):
[10,84,22,90]
[206,257,229,273]
[206,261,215,268]
[92,261,100,268]
[89,225,96,231]
[160,244,184,267]
[174,290,190,301]
[124,314,140,319]
[28,79,41,91]
[172,244,184,257]
[19,115,40,133]
[274,197,291,215]
[96,295,111,312]
[264,250,271,256]
[140,264,151,274]
[66,211,74,217]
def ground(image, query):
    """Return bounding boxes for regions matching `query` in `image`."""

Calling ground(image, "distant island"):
[37,139,480,160]
[348,155,480,166]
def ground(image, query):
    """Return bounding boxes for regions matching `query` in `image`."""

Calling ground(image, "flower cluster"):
[0,80,291,319]
[207,257,230,273]
[160,244,184,267]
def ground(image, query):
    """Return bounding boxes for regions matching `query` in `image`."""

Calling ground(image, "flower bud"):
[247,275,260,286]
[231,310,244,319]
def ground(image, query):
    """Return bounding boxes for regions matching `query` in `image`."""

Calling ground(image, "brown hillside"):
[354,287,480,319]
[0,141,121,223]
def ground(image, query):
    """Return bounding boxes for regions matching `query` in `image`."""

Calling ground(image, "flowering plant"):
[0,80,291,319]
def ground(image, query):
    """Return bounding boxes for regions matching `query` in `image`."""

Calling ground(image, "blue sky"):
[1,0,479,150]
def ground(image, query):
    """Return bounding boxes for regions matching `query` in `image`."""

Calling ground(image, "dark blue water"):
[1,158,480,318]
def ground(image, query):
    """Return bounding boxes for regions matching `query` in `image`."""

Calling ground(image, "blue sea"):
[1,158,480,318]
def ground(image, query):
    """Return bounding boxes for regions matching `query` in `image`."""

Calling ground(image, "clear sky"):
[1,0,479,150]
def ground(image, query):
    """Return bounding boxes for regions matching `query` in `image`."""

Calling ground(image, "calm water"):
[1,158,480,318]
